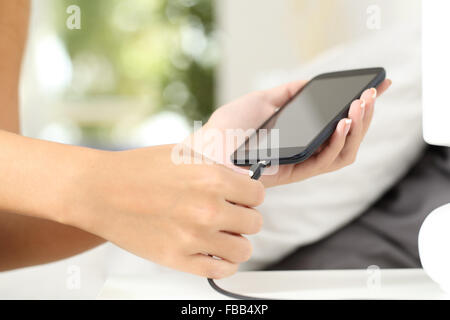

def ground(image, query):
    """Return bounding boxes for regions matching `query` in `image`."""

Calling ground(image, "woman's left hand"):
[182,79,392,188]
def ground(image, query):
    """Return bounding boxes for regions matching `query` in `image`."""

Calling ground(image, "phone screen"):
[232,70,382,164]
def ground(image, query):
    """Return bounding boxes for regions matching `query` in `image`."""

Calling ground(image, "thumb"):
[262,80,307,107]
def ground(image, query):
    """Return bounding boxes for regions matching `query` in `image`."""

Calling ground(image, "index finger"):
[218,166,265,207]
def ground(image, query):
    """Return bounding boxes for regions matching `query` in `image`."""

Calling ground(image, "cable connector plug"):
[249,160,271,180]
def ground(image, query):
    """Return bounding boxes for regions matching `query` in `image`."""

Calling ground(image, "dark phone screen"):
[265,73,376,148]
[235,72,379,163]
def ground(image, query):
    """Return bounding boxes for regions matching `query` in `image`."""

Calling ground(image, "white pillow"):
[245,23,425,269]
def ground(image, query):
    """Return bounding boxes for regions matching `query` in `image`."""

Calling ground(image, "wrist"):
[55,146,109,231]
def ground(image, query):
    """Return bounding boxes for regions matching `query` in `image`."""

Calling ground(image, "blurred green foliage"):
[53,0,217,126]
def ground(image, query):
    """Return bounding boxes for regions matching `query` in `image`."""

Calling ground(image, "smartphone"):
[231,68,386,166]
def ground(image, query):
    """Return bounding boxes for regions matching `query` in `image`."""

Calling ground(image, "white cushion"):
[246,23,425,269]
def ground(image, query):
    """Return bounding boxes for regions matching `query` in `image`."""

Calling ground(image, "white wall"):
[217,0,421,103]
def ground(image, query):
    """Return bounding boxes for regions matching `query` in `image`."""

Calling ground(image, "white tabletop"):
[97,268,450,300]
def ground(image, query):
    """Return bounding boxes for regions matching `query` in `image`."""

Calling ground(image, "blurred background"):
[21,0,217,148]
[3,0,422,299]
[21,0,420,149]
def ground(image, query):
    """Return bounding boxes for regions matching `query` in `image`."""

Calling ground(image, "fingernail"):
[371,88,377,99]
[360,99,366,118]
[344,119,352,136]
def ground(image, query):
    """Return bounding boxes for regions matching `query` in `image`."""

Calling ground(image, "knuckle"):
[195,166,217,187]
[197,210,216,228]
[244,210,264,234]
[204,166,227,191]
[252,212,264,233]
[252,182,266,206]
[197,199,221,227]
[345,154,357,166]
[181,228,199,248]
[238,240,253,262]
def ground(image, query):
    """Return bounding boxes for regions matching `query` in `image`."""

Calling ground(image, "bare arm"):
[0,0,104,272]
[0,0,388,279]
[0,1,263,280]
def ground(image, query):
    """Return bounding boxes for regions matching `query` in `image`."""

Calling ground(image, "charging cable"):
[207,160,271,300]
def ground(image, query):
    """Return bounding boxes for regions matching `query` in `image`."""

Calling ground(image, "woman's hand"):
[195,79,392,187]
[62,145,264,279]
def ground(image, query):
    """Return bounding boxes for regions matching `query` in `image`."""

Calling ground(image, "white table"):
[97,268,450,300]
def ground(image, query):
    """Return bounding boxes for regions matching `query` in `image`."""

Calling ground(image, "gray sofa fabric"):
[267,145,450,270]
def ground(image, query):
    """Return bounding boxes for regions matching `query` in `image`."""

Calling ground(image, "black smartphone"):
[231,68,386,166]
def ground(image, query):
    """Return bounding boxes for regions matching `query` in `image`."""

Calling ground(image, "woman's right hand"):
[61,144,265,279]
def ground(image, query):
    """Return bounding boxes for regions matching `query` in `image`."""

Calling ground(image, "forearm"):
[0,212,104,271]
[0,130,94,220]
[0,130,106,271]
